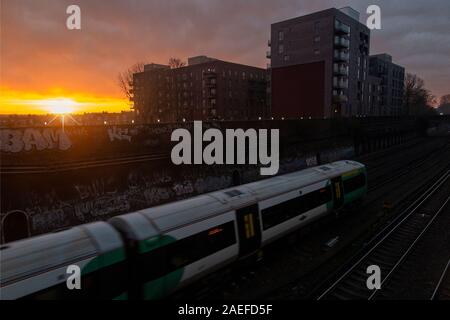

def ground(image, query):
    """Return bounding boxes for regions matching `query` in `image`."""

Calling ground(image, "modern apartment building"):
[365,75,382,116]
[269,7,371,118]
[133,56,267,123]
[369,54,405,116]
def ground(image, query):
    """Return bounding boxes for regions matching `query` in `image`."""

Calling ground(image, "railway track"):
[0,152,169,174]
[431,258,450,300]
[316,170,450,300]
[178,140,450,301]
[366,139,449,192]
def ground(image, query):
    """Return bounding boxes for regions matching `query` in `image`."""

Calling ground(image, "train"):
[0,160,367,300]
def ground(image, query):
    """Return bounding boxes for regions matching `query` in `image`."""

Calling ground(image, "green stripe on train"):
[139,235,184,299]
[81,247,126,275]
[343,187,367,204]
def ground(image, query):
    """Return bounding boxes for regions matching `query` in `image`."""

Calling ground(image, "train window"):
[343,173,366,194]
[261,186,332,230]
[97,260,128,299]
[165,221,236,273]
[137,222,236,283]
[138,245,167,282]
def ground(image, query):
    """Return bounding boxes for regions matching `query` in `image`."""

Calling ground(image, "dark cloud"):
[1,0,449,99]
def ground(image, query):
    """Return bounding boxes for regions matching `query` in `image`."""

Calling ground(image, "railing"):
[335,21,350,34]
[333,77,349,89]
[333,94,348,103]
[333,64,348,75]
[334,50,349,61]
[334,36,350,48]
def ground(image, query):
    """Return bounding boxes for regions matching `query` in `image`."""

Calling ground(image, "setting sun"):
[38,98,79,114]
[0,88,130,114]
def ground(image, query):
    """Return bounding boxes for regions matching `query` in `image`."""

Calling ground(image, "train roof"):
[110,160,365,238]
[241,160,363,200]
[0,222,123,289]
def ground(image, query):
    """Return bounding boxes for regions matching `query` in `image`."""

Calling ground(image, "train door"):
[235,204,261,257]
[331,176,344,209]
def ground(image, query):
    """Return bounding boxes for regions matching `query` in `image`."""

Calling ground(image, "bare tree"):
[118,62,146,100]
[438,94,450,114]
[404,73,436,115]
[168,57,186,69]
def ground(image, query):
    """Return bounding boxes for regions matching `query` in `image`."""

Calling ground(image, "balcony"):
[334,50,349,62]
[333,63,348,76]
[334,36,350,48]
[204,70,217,79]
[205,80,217,87]
[266,51,271,59]
[333,94,348,103]
[335,21,350,34]
[333,77,348,89]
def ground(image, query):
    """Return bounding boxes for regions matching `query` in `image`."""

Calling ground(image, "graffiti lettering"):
[107,126,132,142]
[0,128,72,153]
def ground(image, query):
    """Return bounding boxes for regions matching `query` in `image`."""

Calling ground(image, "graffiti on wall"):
[1,142,356,241]
[0,128,72,153]
[107,126,132,142]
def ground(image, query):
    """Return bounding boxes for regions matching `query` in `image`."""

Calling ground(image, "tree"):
[438,94,450,115]
[118,62,146,100]
[404,73,436,115]
[168,57,186,69]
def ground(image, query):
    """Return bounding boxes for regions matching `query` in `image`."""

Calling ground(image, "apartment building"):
[269,7,371,118]
[369,54,405,116]
[133,56,267,123]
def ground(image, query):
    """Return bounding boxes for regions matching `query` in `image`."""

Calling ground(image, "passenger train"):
[0,160,367,300]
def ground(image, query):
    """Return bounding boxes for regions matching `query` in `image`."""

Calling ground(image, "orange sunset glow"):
[1,0,448,117]
[0,87,129,115]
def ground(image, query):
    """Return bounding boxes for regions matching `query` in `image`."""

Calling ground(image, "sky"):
[1,0,449,114]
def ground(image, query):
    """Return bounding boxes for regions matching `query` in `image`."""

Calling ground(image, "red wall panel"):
[272,61,325,119]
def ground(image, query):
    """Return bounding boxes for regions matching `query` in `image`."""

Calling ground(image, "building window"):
[314,49,320,55]
[278,44,284,54]
[314,21,320,33]
[314,36,320,43]
[278,30,284,41]
[284,55,290,61]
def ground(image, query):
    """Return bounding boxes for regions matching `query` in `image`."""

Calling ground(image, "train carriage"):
[109,160,367,298]
[0,222,127,300]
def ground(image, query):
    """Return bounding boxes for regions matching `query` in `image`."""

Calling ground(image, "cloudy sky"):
[1,0,449,113]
